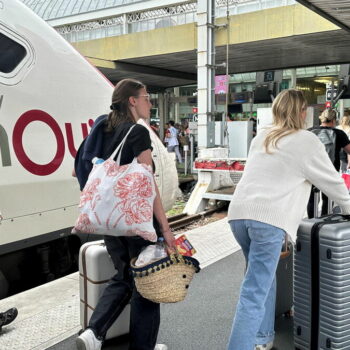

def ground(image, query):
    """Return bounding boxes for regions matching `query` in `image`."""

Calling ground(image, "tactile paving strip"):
[178,218,240,268]
[0,296,80,350]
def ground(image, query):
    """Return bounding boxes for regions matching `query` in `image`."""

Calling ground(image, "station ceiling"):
[296,1,350,33]
[97,29,350,91]
[75,4,350,91]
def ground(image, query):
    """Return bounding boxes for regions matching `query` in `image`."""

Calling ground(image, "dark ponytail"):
[105,78,146,132]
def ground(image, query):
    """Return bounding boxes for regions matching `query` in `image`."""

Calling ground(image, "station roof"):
[23,1,350,90]
[21,0,140,20]
[296,1,350,33]
[76,4,350,91]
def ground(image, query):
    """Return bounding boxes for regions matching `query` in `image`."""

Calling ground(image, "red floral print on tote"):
[73,150,157,241]
[79,178,101,209]
[103,160,128,177]
[122,199,152,226]
[107,172,153,228]
[74,213,95,233]
[126,228,156,241]
[114,173,152,200]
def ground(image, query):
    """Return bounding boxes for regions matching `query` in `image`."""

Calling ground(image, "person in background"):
[337,110,350,173]
[163,122,170,147]
[249,115,257,137]
[178,124,189,149]
[307,108,350,217]
[75,79,175,350]
[0,307,18,332]
[150,121,160,138]
[165,120,182,163]
[227,89,350,350]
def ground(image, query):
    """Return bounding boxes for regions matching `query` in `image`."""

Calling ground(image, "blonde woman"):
[227,89,350,350]
[337,110,350,173]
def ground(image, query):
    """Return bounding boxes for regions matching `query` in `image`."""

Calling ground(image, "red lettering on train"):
[12,110,65,176]
[81,123,89,139]
[65,123,77,158]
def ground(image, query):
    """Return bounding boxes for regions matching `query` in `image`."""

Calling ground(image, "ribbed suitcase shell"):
[294,216,350,350]
[79,240,130,340]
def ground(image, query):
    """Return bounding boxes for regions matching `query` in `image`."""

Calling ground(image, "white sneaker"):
[255,342,273,350]
[154,344,168,350]
[76,329,102,350]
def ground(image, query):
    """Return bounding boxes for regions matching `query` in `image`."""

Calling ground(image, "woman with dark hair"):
[76,79,175,350]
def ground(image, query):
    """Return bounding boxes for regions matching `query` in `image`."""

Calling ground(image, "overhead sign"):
[231,91,251,104]
[326,88,337,101]
[215,75,228,94]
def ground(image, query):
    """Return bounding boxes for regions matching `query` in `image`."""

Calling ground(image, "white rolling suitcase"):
[79,240,130,340]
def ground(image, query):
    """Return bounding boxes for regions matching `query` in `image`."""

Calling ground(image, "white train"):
[0,0,177,298]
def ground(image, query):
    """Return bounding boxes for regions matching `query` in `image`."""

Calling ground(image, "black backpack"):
[311,128,336,163]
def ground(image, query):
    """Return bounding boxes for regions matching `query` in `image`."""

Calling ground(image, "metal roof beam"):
[296,0,350,33]
[114,61,197,81]
[87,56,196,80]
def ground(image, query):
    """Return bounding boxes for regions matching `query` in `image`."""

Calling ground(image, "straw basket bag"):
[130,253,200,303]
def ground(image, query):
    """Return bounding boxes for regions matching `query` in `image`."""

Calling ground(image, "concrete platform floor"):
[0,218,294,350]
[48,252,294,350]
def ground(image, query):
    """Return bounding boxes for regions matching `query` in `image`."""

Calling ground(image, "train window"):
[0,33,26,73]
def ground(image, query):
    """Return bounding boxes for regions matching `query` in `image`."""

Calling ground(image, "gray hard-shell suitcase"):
[294,212,350,350]
[79,240,130,340]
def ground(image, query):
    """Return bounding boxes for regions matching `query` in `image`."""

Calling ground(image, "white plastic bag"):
[135,244,167,267]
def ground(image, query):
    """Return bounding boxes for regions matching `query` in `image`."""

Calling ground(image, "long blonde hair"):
[264,89,307,153]
[339,111,350,134]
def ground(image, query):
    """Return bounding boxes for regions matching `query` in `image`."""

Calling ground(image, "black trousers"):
[307,186,329,218]
[88,235,160,350]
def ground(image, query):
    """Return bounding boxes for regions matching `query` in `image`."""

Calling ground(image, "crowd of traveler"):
[71,83,350,350]
[3,81,349,350]
[4,84,350,350]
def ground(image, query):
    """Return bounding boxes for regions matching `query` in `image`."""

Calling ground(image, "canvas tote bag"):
[72,125,157,242]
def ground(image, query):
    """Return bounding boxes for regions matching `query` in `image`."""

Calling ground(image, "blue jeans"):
[227,219,285,350]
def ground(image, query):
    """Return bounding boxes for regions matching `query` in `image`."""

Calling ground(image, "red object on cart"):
[194,160,245,171]
[342,173,350,190]
[232,161,245,171]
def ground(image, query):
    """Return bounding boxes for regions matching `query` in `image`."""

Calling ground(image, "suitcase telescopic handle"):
[323,214,350,221]
[280,234,290,259]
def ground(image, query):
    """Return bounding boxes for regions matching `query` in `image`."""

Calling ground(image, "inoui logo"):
[0,109,94,176]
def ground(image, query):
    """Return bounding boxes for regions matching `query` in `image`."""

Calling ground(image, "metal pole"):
[290,68,297,89]
[224,0,230,147]
[331,79,335,108]
[158,93,165,140]
[197,0,215,148]
[190,134,194,173]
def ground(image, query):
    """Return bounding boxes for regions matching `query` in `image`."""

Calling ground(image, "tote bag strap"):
[110,125,136,165]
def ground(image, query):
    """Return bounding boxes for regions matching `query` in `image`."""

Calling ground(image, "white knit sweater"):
[228,128,350,240]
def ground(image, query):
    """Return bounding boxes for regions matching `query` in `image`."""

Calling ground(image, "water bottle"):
[154,237,167,259]
[92,157,104,165]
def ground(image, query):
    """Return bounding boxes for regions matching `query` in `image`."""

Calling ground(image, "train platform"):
[0,218,294,350]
